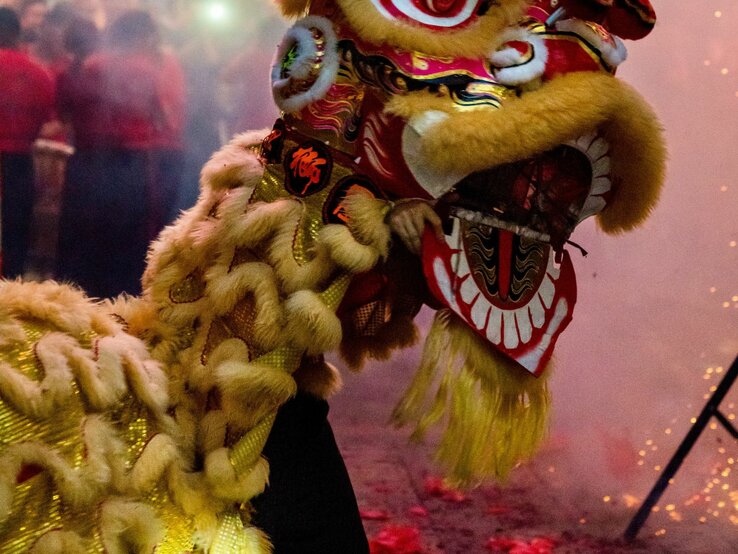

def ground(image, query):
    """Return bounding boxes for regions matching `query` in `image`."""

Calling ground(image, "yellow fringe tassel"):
[392,309,550,486]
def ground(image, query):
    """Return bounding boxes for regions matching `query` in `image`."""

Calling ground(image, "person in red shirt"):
[56,9,184,298]
[0,6,56,277]
[147,38,186,242]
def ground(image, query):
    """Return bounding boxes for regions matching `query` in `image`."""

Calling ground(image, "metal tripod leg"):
[624,355,738,542]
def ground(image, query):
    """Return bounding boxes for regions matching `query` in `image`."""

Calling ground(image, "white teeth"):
[503,310,520,349]
[579,195,607,221]
[591,156,611,179]
[529,295,545,329]
[486,308,502,345]
[546,251,561,280]
[573,131,596,150]
[433,257,460,312]
[460,273,480,304]
[539,275,554,309]
[516,308,533,344]
[587,137,609,161]
[591,175,612,195]
[470,295,491,331]
[455,249,470,278]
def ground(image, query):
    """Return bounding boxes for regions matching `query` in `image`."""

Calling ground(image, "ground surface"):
[330,358,737,554]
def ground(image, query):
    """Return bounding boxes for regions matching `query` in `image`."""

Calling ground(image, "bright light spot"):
[579,517,587,524]
[715,11,723,17]
[665,504,675,511]
[722,68,730,75]
[691,417,697,423]
[730,241,737,247]
[655,528,667,537]
[700,516,708,523]
[665,428,672,435]
[206,2,228,21]
[603,496,611,503]
[724,302,731,308]
[721,185,729,191]
[623,494,640,508]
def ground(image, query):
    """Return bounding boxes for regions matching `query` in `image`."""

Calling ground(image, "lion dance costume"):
[0,0,665,551]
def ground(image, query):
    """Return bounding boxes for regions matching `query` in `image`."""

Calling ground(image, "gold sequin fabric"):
[0,283,195,552]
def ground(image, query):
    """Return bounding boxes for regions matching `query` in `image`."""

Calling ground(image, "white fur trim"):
[284,290,343,355]
[490,27,548,86]
[29,530,87,553]
[100,498,165,554]
[556,19,627,68]
[272,16,339,113]
[129,434,180,494]
[319,225,381,273]
[204,449,270,502]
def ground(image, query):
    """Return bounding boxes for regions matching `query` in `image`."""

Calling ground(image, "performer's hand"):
[387,199,444,255]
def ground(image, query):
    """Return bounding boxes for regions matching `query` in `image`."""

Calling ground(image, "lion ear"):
[275,0,311,18]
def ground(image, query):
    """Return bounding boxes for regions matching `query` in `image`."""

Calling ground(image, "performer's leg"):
[251,393,369,554]
[1,153,35,278]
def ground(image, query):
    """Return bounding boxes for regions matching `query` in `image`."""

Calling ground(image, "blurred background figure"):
[56,8,183,298]
[70,0,105,28]
[28,1,77,77]
[25,11,98,278]
[0,6,57,278]
[100,0,137,29]
[6,0,283,293]
[17,0,45,47]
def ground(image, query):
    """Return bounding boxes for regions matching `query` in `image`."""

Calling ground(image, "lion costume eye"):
[271,16,340,114]
[368,0,486,29]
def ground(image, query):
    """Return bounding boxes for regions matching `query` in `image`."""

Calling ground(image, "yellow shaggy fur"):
[387,71,667,233]
[336,0,529,58]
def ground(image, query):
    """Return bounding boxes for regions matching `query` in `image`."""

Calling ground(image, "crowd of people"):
[0,0,281,298]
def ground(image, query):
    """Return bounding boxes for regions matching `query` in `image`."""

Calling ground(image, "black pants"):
[57,149,149,298]
[251,394,369,554]
[0,152,35,278]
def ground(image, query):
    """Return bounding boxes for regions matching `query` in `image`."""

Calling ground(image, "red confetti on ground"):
[408,505,429,517]
[361,508,391,521]
[423,476,467,503]
[485,505,512,515]
[369,525,424,554]
[485,536,558,554]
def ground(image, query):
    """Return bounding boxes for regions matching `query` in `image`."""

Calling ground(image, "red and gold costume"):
[0,0,665,551]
